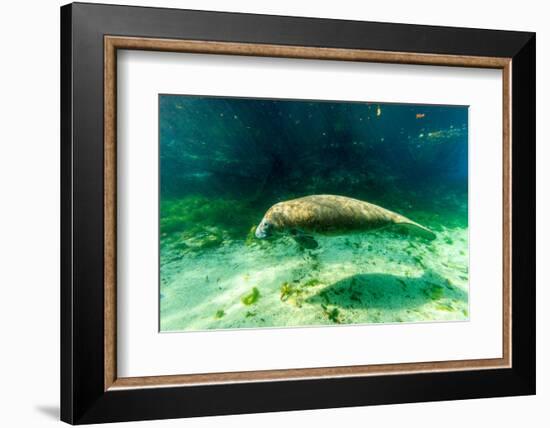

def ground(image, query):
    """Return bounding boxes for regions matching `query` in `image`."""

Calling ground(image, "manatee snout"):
[255,218,272,239]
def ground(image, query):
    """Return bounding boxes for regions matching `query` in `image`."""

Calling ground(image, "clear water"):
[159,95,468,331]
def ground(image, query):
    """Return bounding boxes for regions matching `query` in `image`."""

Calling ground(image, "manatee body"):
[255,194,435,241]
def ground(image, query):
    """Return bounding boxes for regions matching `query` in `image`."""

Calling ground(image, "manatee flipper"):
[289,229,319,249]
[392,221,436,241]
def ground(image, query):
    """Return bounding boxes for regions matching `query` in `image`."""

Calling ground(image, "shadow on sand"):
[306,269,467,312]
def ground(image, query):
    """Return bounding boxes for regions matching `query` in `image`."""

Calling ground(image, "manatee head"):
[255,216,274,239]
[255,204,288,239]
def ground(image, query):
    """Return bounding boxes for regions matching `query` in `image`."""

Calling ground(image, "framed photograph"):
[60,2,535,424]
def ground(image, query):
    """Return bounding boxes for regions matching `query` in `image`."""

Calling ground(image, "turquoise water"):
[159,96,468,332]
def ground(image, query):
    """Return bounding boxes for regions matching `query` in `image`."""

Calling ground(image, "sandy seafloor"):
[160,214,469,332]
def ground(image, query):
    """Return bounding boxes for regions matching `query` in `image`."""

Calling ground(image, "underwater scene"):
[159,95,469,332]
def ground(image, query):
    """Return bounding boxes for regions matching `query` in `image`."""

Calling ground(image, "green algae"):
[245,225,257,246]
[197,233,224,250]
[322,304,341,324]
[241,287,260,306]
[424,283,445,300]
[280,282,294,301]
[280,282,305,307]
[303,278,321,287]
[214,309,225,319]
[160,196,257,239]
[318,290,331,305]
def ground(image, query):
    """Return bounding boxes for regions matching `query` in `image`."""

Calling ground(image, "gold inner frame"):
[104,35,512,391]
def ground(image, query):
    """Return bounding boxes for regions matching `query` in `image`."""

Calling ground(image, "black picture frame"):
[61,2,535,424]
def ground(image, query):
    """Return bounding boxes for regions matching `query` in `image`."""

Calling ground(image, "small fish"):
[416,113,425,119]
[376,106,382,117]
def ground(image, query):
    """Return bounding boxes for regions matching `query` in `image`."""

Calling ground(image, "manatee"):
[255,194,435,245]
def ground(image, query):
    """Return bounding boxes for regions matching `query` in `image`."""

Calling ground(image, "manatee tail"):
[394,220,436,241]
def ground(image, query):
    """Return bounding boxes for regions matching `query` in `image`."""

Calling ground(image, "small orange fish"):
[416,113,425,119]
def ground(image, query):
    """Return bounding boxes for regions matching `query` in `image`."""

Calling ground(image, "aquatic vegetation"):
[160,196,257,239]
[280,282,295,301]
[172,231,224,254]
[303,278,321,287]
[424,283,445,300]
[214,309,225,319]
[196,233,224,250]
[241,287,260,306]
[318,290,331,305]
[245,225,257,246]
[280,282,305,307]
[322,304,341,324]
